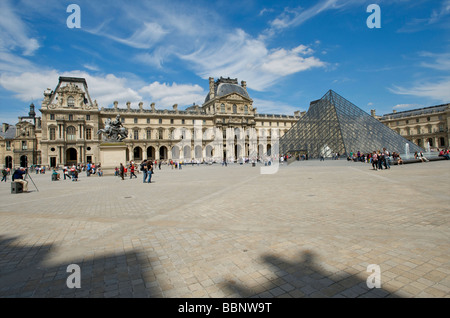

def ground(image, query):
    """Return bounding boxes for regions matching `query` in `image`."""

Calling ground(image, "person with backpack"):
[141,160,148,183]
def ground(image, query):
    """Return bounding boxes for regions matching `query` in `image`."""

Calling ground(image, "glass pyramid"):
[280,90,423,158]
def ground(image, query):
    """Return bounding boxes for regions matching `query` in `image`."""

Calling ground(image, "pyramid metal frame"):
[280,90,423,158]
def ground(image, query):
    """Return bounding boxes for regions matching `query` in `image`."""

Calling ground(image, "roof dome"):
[205,77,250,103]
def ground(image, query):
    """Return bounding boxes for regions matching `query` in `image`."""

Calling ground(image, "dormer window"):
[68,96,75,107]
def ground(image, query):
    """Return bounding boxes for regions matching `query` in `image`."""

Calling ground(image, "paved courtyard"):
[0,160,449,298]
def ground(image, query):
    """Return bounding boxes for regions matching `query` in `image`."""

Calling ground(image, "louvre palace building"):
[0,76,301,168]
[1,75,449,169]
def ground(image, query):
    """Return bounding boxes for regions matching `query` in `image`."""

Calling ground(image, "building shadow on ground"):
[0,235,161,298]
[222,250,400,298]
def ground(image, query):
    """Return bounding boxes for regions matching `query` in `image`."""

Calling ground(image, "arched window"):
[221,104,225,113]
[68,96,75,107]
[67,126,76,141]
[233,104,237,114]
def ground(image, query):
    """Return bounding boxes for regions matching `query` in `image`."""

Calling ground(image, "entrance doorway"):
[66,148,77,166]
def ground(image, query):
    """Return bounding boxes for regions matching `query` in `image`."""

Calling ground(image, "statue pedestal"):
[99,142,127,175]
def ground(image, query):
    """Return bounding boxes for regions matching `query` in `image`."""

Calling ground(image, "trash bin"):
[11,182,23,194]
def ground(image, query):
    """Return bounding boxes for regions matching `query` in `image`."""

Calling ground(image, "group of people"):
[85,163,102,177]
[438,149,450,160]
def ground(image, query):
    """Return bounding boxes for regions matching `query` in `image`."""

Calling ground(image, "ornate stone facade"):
[375,104,450,150]
[1,76,300,168]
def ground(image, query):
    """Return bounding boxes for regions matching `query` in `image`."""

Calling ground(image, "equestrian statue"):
[97,114,128,142]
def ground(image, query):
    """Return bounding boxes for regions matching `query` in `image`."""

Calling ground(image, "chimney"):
[126,101,131,111]
[393,110,397,113]
[151,103,156,112]
[209,77,215,99]
[241,81,247,90]
[371,109,376,117]
[113,101,118,111]
[2,123,9,132]
[139,102,144,111]
[173,104,178,111]
[294,111,300,117]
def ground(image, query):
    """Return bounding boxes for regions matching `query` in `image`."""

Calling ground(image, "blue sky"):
[1,0,449,124]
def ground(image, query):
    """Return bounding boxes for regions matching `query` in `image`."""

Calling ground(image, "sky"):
[1,0,450,124]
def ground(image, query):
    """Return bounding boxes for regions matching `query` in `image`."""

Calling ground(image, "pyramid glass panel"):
[280,90,423,158]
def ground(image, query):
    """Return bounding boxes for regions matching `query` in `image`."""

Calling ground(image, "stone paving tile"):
[0,161,449,298]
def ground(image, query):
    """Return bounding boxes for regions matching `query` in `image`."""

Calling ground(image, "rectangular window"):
[6,141,11,150]
[439,124,444,132]
[170,119,174,124]
[428,127,432,134]
[22,141,27,150]
[147,118,150,124]
[86,128,92,140]
[427,117,431,122]
[134,118,138,124]
[49,128,56,140]
[86,115,91,121]
[159,118,163,124]
[68,114,73,121]
[50,114,55,120]
[121,118,125,123]
[147,129,151,139]
[182,119,185,125]
[134,130,139,140]
[416,118,419,123]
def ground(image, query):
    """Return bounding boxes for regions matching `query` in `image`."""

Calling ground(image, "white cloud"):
[419,52,450,71]
[83,64,100,72]
[0,0,40,56]
[390,77,450,102]
[180,29,325,91]
[0,70,143,108]
[393,103,422,110]
[253,98,303,115]
[139,82,205,108]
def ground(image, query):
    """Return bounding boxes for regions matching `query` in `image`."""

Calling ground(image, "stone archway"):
[5,156,13,169]
[133,146,143,161]
[147,146,155,160]
[159,146,168,160]
[66,148,77,166]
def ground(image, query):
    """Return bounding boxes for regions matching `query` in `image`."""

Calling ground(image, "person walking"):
[119,163,125,180]
[1,168,8,182]
[130,163,137,179]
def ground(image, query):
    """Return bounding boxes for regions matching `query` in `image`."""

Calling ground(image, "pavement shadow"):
[0,235,161,298]
[223,250,401,298]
